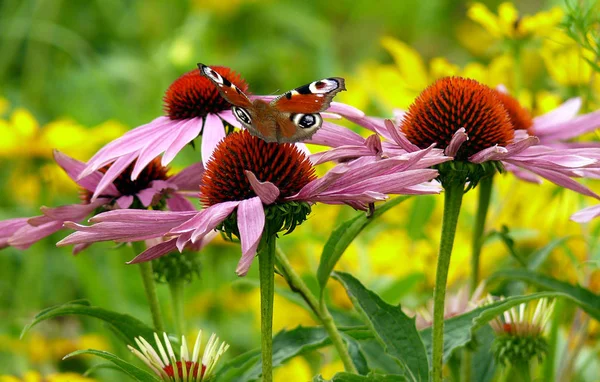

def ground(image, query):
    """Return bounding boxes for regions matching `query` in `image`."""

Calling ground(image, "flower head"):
[59,130,444,275]
[128,330,228,382]
[489,298,555,365]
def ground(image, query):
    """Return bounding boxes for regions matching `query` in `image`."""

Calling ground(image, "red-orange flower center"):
[164,67,248,120]
[163,361,206,379]
[401,77,513,161]
[200,131,316,206]
[492,89,534,132]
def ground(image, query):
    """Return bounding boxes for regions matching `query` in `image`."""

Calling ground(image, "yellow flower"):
[541,30,597,86]
[468,2,563,40]
[273,357,313,381]
[0,372,96,382]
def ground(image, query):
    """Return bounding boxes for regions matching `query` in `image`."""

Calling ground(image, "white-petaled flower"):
[128,331,229,381]
[489,297,555,365]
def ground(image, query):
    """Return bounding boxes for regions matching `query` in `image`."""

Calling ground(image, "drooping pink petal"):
[201,113,227,167]
[89,209,197,224]
[245,171,280,205]
[127,239,178,264]
[37,199,107,222]
[308,121,365,147]
[532,97,582,134]
[218,110,242,128]
[167,194,196,212]
[571,204,600,223]
[176,231,194,252]
[91,152,137,200]
[469,145,508,163]
[310,145,380,165]
[9,221,64,249]
[346,116,394,141]
[384,120,420,152]
[445,128,468,157]
[162,118,204,165]
[0,218,29,249]
[188,201,240,243]
[534,109,600,143]
[503,163,542,184]
[72,243,92,255]
[130,124,183,180]
[168,162,205,191]
[53,151,119,195]
[235,197,266,276]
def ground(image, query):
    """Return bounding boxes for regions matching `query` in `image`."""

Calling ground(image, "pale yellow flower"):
[0,372,95,382]
[273,357,313,381]
[468,2,563,40]
[541,30,597,86]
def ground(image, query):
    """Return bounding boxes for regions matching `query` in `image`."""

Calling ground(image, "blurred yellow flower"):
[0,372,95,382]
[541,31,597,87]
[468,2,563,40]
[273,357,313,381]
[0,107,127,161]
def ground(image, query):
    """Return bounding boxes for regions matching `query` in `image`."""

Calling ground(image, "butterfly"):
[198,63,346,143]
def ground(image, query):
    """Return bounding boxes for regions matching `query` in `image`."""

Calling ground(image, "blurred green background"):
[1,0,599,380]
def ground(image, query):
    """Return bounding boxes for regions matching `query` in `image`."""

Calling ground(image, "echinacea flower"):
[58,130,446,275]
[4,150,203,253]
[346,77,600,198]
[78,66,366,200]
[489,297,555,366]
[128,330,228,382]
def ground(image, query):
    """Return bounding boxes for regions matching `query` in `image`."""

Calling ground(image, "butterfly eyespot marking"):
[233,106,252,124]
[309,79,340,94]
[292,113,322,129]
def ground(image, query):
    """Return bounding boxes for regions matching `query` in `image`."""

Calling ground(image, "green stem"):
[432,181,465,382]
[470,175,493,294]
[169,279,185,338]
[133,242,165,333]
[275,248,358,374]
[460,349,472,382]
[259,234,276,382]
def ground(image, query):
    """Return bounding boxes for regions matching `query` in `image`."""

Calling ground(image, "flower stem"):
[275,247,358,374]
[470,174,493,293]
[432,181,465,382]
[258,234,276,382]
[168,278,185,338]
[133,241,165,332]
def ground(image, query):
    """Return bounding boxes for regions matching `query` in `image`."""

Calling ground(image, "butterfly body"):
[198,63,346,143]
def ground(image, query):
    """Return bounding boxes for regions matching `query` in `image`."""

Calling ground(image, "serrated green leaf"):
[64,349,160,382]
[491,269,600,320]
[527,236,574,271]
[317,196,409,294]
[216,326,331,381]
[21,300,155,345]
[314,372,407,381]
[333,272,428,382]
[343,334,370,375]
[420,292,562,362]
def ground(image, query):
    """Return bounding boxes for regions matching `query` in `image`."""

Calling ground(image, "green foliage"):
[313,373,407,381]
[64,349,161,381]
[317,196,410,294]
[333,272,429,382]
[21,300,155,345]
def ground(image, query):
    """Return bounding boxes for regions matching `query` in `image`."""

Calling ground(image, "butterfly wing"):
[198,63,253,108]
[270,77,346,113]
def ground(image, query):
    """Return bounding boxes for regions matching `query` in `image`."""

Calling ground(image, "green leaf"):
[420,292,562,362]
[217,326,331,381]
[491,269,600,320]
[314,372,407,381]
[343,334,370,375]
[334,272,428,382]
[470,326,496,382]
[64,349,160,382]
[317,196,409,294]
[21,300,155,345]
[486,226,526,266]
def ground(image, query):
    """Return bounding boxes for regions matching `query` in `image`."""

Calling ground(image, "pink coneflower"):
[58,130,446,275]
[78,67,366,200]
[336,77,600,197]
[5,150,203,253]
[0,218,29,249]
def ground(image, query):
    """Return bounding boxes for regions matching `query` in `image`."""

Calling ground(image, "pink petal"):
[176,231,193,252]
[469,145,508,163]
[116,195,134,209]
[445,128,468,157]
[189,202,239,243]
[91,152,137,200]
[72,243,92,255]
[533,97,582,133]
[9,221,64,249]
[168,162,205,191]
[308,121,365,147]
[504,163,542,184]
[571,204,600,223]
[39,199,107,222]
[131,126,180,180]
[162,118,204,165]
[201,113,226,167]
[235,197,265,276]
[245,171,280,204]
[89,209,197,224]
[167,194,197,212]
[384,120,420,152]
[346,116,394,141]
[54,150,119,195]
[0,218,29,249]
[127,239,178,264]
